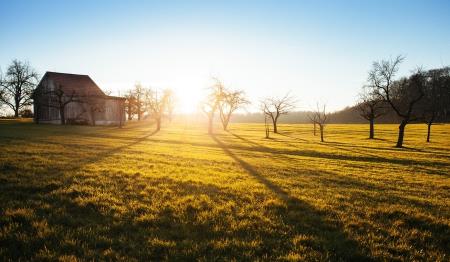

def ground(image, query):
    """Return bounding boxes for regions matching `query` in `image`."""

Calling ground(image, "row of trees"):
[200,79,330,142]
[201,57,449,148]
[123,84,175,131]
[357,56,450,147]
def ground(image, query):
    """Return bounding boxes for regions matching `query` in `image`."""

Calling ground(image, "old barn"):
[33,72,125,126]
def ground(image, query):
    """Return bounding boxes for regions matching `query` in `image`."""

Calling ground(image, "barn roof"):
[38,71,117,98]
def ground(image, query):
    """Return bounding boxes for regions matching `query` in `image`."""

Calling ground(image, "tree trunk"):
[60,107,65,125]
[156,118,161,131]
[221,116,228,131]
[396,120,407,148]
[313,122,317,136]
[426,123,432,143]
[14,108,19,118]
[320,125,324,142]
[369,118,374,139]
[222,113,231,131]
[272,119,278,133]
[208,116,213,134]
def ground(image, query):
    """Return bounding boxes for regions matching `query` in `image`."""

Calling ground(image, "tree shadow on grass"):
[218,132,449,173]
[277,132,309,142]
[210,134,373,261]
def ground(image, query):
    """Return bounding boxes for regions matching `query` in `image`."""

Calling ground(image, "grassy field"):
[0,119,449,261]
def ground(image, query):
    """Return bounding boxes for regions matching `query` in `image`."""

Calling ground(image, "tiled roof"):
[40,71,106,97]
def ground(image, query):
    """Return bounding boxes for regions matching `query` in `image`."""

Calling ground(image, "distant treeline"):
[230,107,450,124]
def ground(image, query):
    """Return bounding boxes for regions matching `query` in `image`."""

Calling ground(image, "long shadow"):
[135,137,450,170]
[227,131,272,150]
[0,173,252,260]
[210,134,372,260]
[277,132,309,142]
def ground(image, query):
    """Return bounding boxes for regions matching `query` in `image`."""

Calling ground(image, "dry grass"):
[0,119,449,261]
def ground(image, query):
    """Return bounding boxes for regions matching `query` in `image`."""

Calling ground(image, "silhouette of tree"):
[133,83,145,121]
[145,88,173,131]
[261,93,296,133]
[368,55,425,148]
[201,78,225,134]
[420,67,450,142]
[163,89,176,122]
[124,90,137,120]
[219,89,249,131]
[356,85,388,139]
[310,103,328,142]
[0,60,39,117]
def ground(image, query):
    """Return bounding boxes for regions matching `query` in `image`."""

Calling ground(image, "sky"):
[1,0,449,113]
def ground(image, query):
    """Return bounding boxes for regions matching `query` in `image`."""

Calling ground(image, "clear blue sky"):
[1,0,449,112]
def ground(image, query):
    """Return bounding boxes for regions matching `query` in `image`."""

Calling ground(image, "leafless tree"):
[84,96,105,126]
[124,90,137,120]
[219,89,249,131]
[145,88,172,131]
[163,89,176,122]
[419,67,450,142]
[264,112,270,138]
[356,85,387,139]
[33,80,80,125]
[133,83,145,121]
[0,60,39,117]
[368,55,425,147]
[261,92,296,133]
[310,103,328,142]
[307,112,318,136]
[201,78,225,134]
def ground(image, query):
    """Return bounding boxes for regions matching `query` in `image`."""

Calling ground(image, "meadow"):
[0,119,449,261]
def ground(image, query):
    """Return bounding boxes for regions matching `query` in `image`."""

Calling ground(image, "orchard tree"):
[368,56,425,148]
[356,85,387,139]
[420,67,450,142]
[310,103,328,142]
[124,90,137,120]
[201,78,225,134]
[219,89,249,131]
[0,60,39,117]
[133,83,145,120]
[145,88,174,131]
[261,92,296,133]
[163,89,176,122]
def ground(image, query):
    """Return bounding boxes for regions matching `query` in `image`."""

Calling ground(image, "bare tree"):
[145,88,172,131]
[261,92,296,133]
[310,103,328,142]
[33,81,79,125]
[0,60,39,117]
[201,78,225,134]
[368,55,425,148]
[133,83,145,121]
[84,96,104,126]
[219,89,249,131]
[124,90,137,120]
[420,67,450,142]
[307,112,318,136]
[356,85,387,139]
[264,113,270,138]
[163,89,176,122]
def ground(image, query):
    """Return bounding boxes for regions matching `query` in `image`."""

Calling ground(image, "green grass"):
[0,119,449,261]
